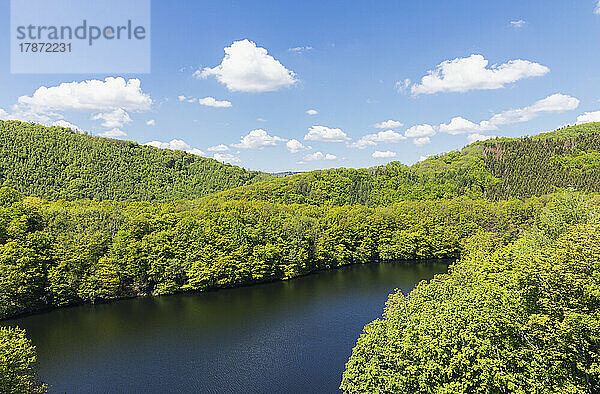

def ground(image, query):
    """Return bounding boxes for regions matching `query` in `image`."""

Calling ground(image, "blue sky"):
[2,0,600,172]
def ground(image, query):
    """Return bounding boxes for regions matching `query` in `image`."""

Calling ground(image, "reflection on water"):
[7,261,448,393]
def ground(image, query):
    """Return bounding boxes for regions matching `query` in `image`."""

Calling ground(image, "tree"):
[0,326,45,393]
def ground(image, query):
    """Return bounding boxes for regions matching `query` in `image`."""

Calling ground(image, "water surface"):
[7,261,448,393]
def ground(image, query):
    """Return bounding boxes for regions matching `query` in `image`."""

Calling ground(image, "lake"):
[6,261,448,393]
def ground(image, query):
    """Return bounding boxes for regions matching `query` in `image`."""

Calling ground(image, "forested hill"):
[0,120,273,201]
[3,120,600,204]
[208,122,600,206]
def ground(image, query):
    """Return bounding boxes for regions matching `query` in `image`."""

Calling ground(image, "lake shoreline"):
[2,258,454,323]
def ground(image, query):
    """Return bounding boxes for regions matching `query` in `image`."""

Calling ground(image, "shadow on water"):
[7,260,449,393]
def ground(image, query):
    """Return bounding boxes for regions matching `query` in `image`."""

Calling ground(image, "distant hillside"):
[0,121,273,201]
[208,123,600,205]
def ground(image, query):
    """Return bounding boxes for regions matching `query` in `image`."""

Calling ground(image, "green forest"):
[2,121,600,392]
[0,121,272,201]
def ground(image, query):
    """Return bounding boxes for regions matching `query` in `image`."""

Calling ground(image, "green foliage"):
[483,124,600,199]
[0,195,540,319]
[207,123,600,206]
[4,121,600,206]
[0,120,272,201]
[0,326,45,393]
[341,192,600,393]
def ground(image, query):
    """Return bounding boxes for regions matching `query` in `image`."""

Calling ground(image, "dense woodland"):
[3,121,600,392]
[204,123,600,205]
[0,186,539,320]
[341,192,600,393]
[0,121,271,201]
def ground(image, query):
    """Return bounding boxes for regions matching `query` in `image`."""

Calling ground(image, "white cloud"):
[145,139,206,156]
[413,137,431,146]
[510,20,526,28]
[198,97,232,108]
[289,46,313,53]
[489,94,580,125]
[196,39,297,92]
[304,125,350,142]
[0,107,53,123]
[91,108,132,128]
[349,130,406,149]
[439,117,497,135]
[576,110,600,124]
[467,133,497,143]
[306,109,318,115]
[373,119,403,129]
[213,153,241,163]
[52,120,83,134]
[232,129,285,149]
[418,155,430,162]
[303,151,337,161]
[99,128,127,138]
[395,79,411,93]
[257,117,267,122]
[372,150,397,158]
[286,139,311,153]
[146,119,155,126]
[178,95,186,102]
[411,54,549,95]
[596,1,600,14]
[405,124,436,138]
[207,144,230,152]
[17,77,152,113]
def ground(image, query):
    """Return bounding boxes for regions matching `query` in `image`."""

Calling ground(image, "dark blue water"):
[7,261,447,393]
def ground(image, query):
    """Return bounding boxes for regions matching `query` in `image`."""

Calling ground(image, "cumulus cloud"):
[232,129,285,149]
[576,110,600,124]
[510,20,526,28]
[373,119,403,129]
[91,108,132,128]
[405,124,436,138]
[99,128,127,138]
[418,155,430,162]
[146,119,155,126]
[413,137,431,146]
[306,109,318,115]
[304,125,350,142]
[196,39,297,92]
[467,133,497,143]
[178,95,186,102]
[17,77,152,113]
[372,150,397,158]
[213,153,241,163]
[198,97,232,108]
[207,144,230,152]
[411,54,549,95]
[52,120,83,133]
[8,77,151,131]
[302,151,337,161]
[145,139,205,156]
[395,79,411,93]
[488,94,579,125]
[596,1,600,14]
[439,117,496,135]
[349,130,406,149]
[286,139,311,153]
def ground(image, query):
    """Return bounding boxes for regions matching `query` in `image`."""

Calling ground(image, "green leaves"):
[341,192,600,394]
[0,326,44,394]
